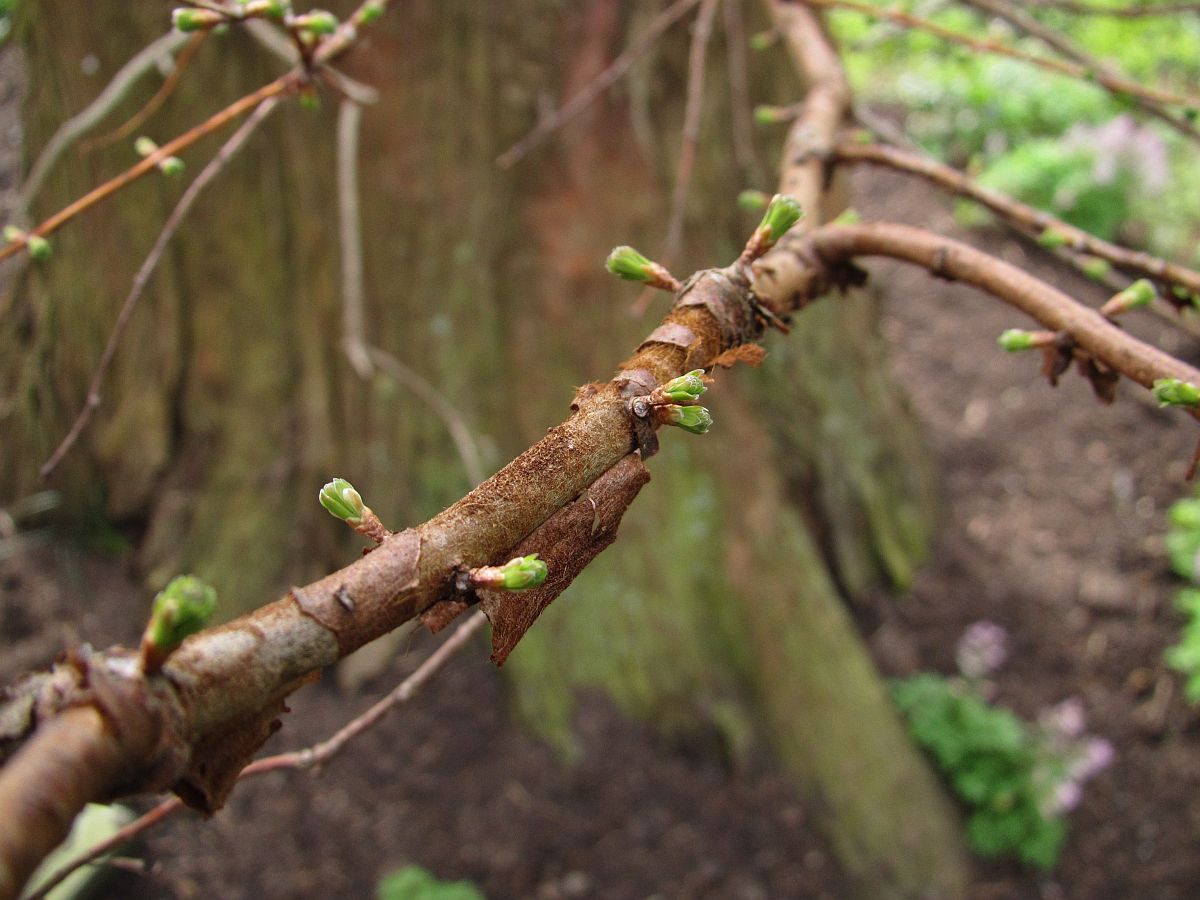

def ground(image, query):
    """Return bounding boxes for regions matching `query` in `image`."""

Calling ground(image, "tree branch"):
[776,219,1200,391]
[832,141,1200,300]
[806,0,1200,138]
[494,0,704,169]
[39,97,282,479]
[958,0,1200,145]
[21,611,488,900]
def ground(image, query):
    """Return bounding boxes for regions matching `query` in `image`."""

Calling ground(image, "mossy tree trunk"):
[3,1,965,896]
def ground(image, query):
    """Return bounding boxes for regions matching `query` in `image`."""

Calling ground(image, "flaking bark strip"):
[638,322,697,353]
[675,268,758,347]
[479,454,651,666]
[291,529,422,656]
[173,680,307,813]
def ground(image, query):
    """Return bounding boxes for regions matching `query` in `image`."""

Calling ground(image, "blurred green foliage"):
[825,0,1200,260]
[892,673,1067,869]
[376,865,485,900]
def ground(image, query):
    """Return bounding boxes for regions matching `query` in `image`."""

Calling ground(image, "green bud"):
[244,0,291,18]
[1036,227,1070,249]
[299,92,321,111]
[1081,256,1111,280]
[1185,107,1200,123]
[662,404,713,434]
[1119,279,1156,309]
[319,477,366,525]
[160,156,186,177]
[358,1,385,23]
[134,136,158,157]
[145,575,217,657]
[172,8,223,31]
[832,208,862,226]
[3,225,22,243]
[753,105,786,126]
[997,328,1035,352]
[498,554,548,590]
[1174,285,1192,300]
[660,370,707,404]
[295,10,339,35]
[757,194,804,245]
[737,190,770,212]
[1152,378,1200,408]
[1170,498,1200,530]
[605,245,655,282]
[748,30,776,51]
[26,235,51,261]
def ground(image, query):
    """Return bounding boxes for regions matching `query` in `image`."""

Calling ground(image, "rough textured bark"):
[4,2,962,896]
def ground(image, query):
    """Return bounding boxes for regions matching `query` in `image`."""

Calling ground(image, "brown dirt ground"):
[5,167,1200,899]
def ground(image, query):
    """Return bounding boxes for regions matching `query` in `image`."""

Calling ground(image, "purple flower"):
[1040,697,1086,739]
[956,620,1009,679]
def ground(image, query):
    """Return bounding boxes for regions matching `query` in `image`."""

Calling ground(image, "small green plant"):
[376,865,484,900]
[893,622,1112,869]
[1163,491,1200,701]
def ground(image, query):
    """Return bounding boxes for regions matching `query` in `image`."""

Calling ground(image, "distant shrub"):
[893,623,1112,869]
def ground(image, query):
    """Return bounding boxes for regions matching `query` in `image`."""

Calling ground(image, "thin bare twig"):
[366,348,487,487]
[39,98,281,479]
[337,99,372,380]
[1028,0,1200,15]
[80,32,209,154]
[723,0,765,185]
[959,0,1200,145]
[1,74,295,265]
[663,0,720,265]
[23,612,486,900]
[334,95,485,485]
[18,30,190,213]
[495,0,704,169]
[807,0,1200,119]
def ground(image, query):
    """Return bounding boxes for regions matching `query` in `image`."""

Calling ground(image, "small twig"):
[495,0,704,169]
[22,611,487,900]
[722,0,765,185]
[366,348,487,487]
[958,0,1200,145]
[806,0,1200,115]
[1,74,295,265]
[242,19,379,105]
[39,98,281,479]
[80,32,209,154]
[1028,0,1200,15]
[337,99,372,379]
[332,93,485,487]
[18,30,190,212]
[662,0,719,266]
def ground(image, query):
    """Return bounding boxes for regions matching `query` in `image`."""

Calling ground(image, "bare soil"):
[5,168,1200,899]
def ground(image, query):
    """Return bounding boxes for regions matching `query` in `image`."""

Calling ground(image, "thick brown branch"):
[24,611,488,900]
[0,257,766,898]
[787,221,1200,390]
